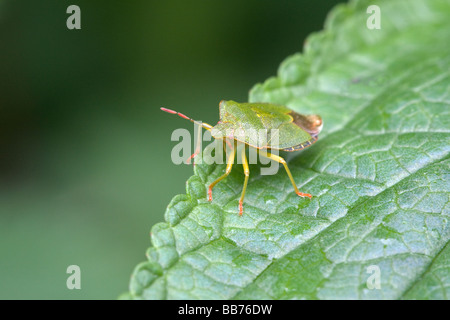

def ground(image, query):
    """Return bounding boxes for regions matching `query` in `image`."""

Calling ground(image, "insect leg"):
[186,120,202,165]
[239,145,250,216]
[259,151,312,199]
[208,142,235,202]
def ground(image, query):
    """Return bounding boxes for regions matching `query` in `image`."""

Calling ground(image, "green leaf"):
[127,0,450,299]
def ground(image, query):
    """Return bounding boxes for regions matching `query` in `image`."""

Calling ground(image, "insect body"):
[161,100,323,215]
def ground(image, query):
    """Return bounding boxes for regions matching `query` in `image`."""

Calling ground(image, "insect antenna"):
[161,107,212,131]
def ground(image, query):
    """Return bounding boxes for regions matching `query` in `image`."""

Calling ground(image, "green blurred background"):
[0,0,342,299]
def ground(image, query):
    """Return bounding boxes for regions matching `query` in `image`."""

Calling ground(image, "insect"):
[161,100,323,215]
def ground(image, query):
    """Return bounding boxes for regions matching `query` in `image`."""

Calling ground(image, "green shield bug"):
[161,100,323,215]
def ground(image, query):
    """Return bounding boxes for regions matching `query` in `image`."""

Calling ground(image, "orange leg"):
[239,146,250,216]
[259,151,312,199]
[186,121,203,165]
[208,143,235,201]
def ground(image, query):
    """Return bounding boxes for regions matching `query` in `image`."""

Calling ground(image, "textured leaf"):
[127,0,450,299]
